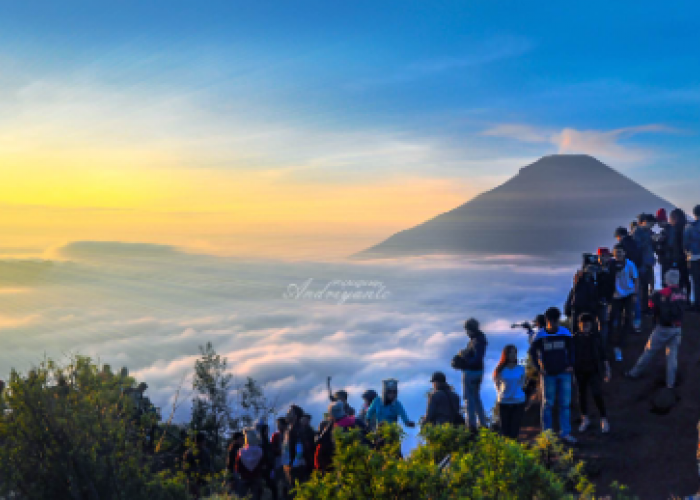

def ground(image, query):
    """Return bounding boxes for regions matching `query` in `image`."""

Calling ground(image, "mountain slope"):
[353,155,675,258]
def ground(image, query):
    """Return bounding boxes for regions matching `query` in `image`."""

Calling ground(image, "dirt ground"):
[520,311,700,499]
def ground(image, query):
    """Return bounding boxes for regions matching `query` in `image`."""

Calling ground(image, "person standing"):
[529,307,576,444]
[573,313,610,434]
[565,270,598,332]
[626,270,687,389]
[358,389,379,429]
[457,318,488,431]
[423,371,461,427]
[684,205,700,311]
[615,227,642,330]
[596,247,616,348]
[610,245,639,362]
[493,345,526,440]
[235,428,265,500]
[281,405,314,496]
[633,214,657,315]
[365,379,416,428]
[669,209,691,299]
[654,208,673,284]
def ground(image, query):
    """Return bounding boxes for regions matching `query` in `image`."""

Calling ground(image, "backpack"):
[441,390,466,426]
[451,352,467,371]
[657,291,685,326]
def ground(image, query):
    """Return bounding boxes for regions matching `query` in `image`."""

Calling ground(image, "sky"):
[0,1,699,259]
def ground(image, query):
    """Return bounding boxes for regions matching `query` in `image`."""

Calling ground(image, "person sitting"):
[493,345,526,440]
[573,313,610,434]
[423,371,461,427]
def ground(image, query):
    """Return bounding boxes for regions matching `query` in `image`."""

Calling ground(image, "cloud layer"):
[0,241,577,449]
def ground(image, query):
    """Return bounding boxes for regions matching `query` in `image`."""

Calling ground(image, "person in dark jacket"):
[633,214,657,315]
[685,205,700,311]
[529,307,576,444]
[423,371,461,427]
[615,227,642,270]
[596,247,616,347]
[235,428,265,500]
[459,318,488,431]
[314,401,367,474]
[493,345,526,439]
[565,270,598,332]
[226,432,245,493]
[669,209,691,300]
[281,405,314,495]
[358,389,379,429]
[654,208,673,283]
[254,419,277,500]
[573,313,610,434]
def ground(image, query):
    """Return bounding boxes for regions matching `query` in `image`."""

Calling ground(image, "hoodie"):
[529,326,575,376]
[236,445,264,481]
[460,330,487,371]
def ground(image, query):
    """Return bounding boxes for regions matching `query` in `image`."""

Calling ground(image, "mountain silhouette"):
[353,154,675,259]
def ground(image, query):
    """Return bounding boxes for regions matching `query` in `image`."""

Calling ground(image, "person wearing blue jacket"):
[529,307,576,444]
[459,318,488,431]
[365,379,415,428]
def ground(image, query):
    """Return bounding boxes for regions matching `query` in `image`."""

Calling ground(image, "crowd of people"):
[184,205,700,498]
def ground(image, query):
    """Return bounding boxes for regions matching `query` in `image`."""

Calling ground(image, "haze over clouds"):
[0,241,575,442]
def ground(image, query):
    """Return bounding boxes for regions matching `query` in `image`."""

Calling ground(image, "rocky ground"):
[521,311,700,499]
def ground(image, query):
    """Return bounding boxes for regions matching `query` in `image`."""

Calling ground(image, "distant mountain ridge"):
[353,155,675,259]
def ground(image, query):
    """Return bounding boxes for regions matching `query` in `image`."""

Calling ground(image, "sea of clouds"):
[0,241,578,448]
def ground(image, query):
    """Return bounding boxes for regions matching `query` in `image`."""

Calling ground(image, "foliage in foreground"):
[0,356,188,500]
[296,424,598,500]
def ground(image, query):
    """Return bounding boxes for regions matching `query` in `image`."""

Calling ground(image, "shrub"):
[295,424,595,499]
[0,356,188,500]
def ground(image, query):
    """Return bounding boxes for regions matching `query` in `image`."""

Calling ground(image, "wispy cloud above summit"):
[482,124,678,165]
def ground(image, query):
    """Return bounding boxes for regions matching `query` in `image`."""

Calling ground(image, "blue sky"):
[0,1,699,258]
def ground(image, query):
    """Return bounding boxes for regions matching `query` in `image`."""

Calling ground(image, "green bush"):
[0,356,188,500]
[295,424,595,500]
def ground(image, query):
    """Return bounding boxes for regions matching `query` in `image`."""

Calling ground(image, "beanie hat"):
[614,227,628,238]
[597,247,610,256]
[656,208,668,223]
[430,371,446,383]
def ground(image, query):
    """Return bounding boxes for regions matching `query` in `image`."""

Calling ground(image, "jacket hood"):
[239,445,263,471]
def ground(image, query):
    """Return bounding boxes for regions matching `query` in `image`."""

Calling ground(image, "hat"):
[656,208,668,223]
[614,227,628,238]
[597,247,610,256]
[665,269,681,286]
[328,401,346,420]
[430,371,446,383]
